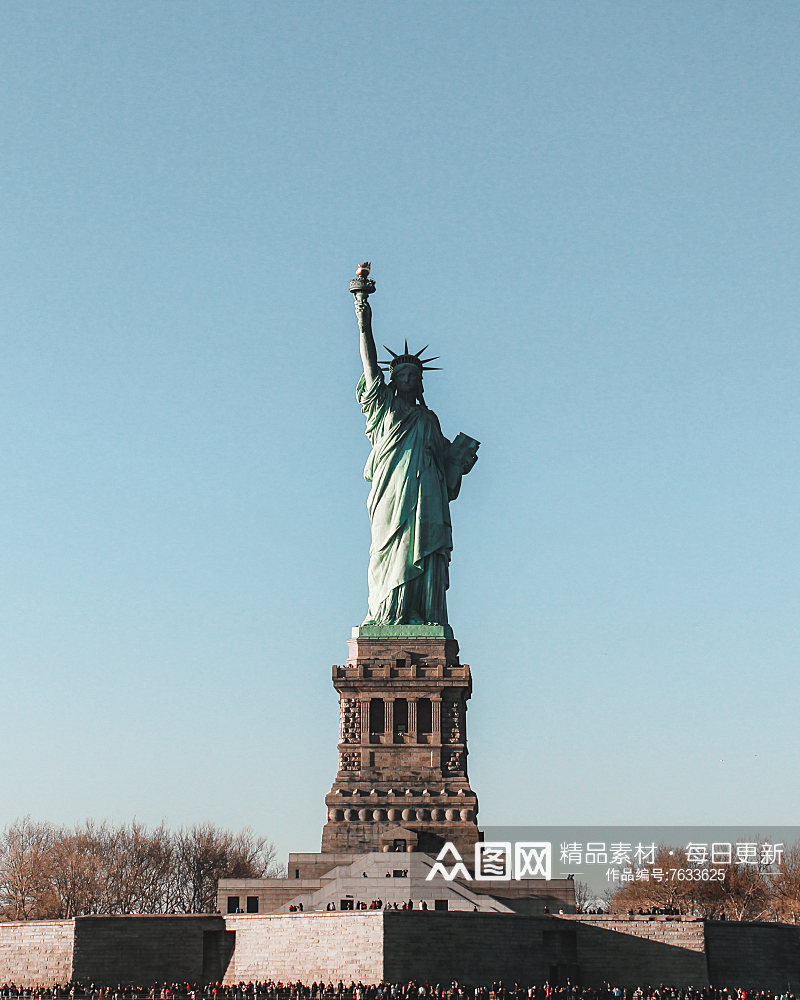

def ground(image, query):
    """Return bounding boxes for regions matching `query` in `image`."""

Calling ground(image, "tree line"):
[601,842,800,921]
[0,816,280,920]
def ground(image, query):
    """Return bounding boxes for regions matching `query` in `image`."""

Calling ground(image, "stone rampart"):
[383,911,576,984]
[0,920,75,986]
[563,915,708,987]
[3,911,800,987]
[222,913,384,984]
[72,915,224,985]
[224,911,577,985]
[704,921,800,990]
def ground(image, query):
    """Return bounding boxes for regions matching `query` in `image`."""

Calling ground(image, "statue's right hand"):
[354,294,372,322]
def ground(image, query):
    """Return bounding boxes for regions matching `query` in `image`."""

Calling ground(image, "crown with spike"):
[381,340,441,374]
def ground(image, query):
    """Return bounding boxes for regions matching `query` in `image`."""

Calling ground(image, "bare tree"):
[606,845,702,915]
[0,817,57,920]
[716,860,770,921]
[114,821,176,914]
[48,827,99,917]
[769,843,800,923]
[573,880,594,913]
[0,818,278,919]
[172,823,279,913]
[606,841,780,921]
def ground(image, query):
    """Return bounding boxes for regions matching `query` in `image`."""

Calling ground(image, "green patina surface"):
[353,274,478,628]
[351,623,454,639]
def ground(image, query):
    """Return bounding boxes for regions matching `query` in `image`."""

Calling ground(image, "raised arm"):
[355,292,381,385]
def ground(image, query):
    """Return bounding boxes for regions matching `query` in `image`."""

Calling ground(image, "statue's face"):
[392,365,422,395]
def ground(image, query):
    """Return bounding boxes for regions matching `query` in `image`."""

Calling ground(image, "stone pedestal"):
[322,626,480,858]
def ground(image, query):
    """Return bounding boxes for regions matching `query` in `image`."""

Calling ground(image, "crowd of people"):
[288,901,439,912]
[0,983,795,1000]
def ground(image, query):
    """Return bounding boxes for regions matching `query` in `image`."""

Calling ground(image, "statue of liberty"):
[351,264,479,628]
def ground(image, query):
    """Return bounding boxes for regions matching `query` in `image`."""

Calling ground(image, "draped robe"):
[357,371,453,625]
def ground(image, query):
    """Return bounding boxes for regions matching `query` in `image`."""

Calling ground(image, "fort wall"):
[0,920,74,986]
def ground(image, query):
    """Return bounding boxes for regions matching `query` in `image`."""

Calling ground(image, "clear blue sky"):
[3,1,799,862]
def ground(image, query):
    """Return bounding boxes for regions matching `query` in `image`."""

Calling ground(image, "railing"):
[0,988,785,1000]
